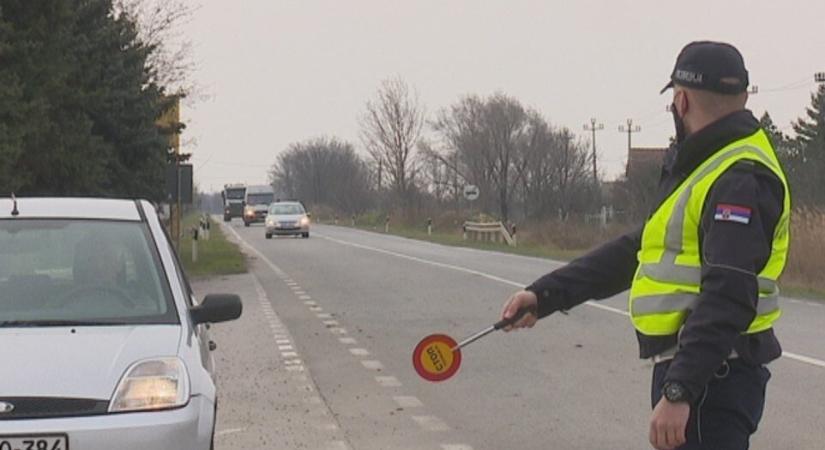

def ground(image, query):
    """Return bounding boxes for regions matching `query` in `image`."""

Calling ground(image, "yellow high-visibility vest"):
[629,129,791,336]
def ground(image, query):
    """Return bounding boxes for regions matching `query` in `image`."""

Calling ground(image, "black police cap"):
[661,41,749,95]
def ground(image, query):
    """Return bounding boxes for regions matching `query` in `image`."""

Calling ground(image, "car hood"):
[269,214,304,221]
[249,204,269,212]
[0,325,181,399]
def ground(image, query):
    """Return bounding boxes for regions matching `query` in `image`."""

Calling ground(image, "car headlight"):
[300,216,310,226]
[109,358,189,413]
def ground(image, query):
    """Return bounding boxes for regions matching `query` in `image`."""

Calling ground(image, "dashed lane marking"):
[393,396,423,408]
[441,445,474,450]
[215,427,247,437]
[339,337,357,345]
[349,348,370,356]
[375,376,402,387]
[361,360,384,371]
[411,415,450,432]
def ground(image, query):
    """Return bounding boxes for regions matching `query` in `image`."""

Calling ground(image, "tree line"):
[0,0,188,200]
[271,78,598,222]
[271,78,825,223]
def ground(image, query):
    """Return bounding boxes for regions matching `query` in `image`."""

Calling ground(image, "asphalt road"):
[209,220,825,450]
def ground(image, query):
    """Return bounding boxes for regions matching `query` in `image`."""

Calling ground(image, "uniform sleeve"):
[526,225,642,318]
[664,161,784,402]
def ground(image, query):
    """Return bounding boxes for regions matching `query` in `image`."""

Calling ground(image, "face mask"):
[671,102,687,144]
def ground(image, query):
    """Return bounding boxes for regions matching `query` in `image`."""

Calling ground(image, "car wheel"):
[302,232,310,239]
[223,215,230,222]
[265,233,272,239]
[244,221,250,227]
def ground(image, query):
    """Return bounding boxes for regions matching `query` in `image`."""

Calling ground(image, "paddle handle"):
[493,305,538,330]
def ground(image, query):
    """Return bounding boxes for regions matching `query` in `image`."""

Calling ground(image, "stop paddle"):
[412,306,536,382]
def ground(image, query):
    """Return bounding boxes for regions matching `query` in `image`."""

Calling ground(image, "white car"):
[0,197,242,450]
[265,201,310,239]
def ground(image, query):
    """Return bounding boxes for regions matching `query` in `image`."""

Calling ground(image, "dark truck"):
[222,184,247,222]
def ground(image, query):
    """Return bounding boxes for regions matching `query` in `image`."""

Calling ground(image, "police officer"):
[500,41,789,450]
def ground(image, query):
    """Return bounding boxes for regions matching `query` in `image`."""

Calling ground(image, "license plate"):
[0,434,68,450]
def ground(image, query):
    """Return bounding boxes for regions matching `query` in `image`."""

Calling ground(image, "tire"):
[302,232,310,239]
[223,215,230,222]
[244,221,250,227]
[265,233,272,239]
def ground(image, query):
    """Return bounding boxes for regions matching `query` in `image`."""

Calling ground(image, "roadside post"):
[427,217,433,236]
[385,214,390,233]
[351,214,356,227]
[191,226,199,263]
[511,224,517,247]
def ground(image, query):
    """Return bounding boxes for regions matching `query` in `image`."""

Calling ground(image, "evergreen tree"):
[790,84,825,206]
[0,0,171,199]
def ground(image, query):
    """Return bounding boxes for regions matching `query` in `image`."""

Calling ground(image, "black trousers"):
[651,359,771,450]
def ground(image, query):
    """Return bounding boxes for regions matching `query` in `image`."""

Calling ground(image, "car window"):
[268,204,305,215]
[247,193,274,205]
[0,219,178,326]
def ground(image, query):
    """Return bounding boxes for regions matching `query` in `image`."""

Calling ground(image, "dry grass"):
[782,209,825,296]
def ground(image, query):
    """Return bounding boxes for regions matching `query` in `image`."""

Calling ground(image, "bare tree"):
[115,0,197,96]
[270,137,374,214]
[360,77,425,205]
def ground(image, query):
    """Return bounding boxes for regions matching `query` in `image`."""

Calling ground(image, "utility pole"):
[583,118,604,182]
[618,118,641,153]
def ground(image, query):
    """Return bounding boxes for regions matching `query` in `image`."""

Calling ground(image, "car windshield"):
[0,219,178,326]
[225,188,245,200]
[247,193,274,205]
[269,204,304,215]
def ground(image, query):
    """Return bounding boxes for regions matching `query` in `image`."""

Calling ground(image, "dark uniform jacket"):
[526,110,784,402]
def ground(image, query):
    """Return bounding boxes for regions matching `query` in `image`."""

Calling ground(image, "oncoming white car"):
[0,197,242,450]
[264,201,310,239]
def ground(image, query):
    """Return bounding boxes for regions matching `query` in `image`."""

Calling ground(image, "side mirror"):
[190,294,243,325]
[306,212,312,219]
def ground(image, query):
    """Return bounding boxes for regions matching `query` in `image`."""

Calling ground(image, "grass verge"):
[179,214,247,278]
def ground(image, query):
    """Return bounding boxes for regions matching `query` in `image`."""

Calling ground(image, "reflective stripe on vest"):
[629,129,790,336]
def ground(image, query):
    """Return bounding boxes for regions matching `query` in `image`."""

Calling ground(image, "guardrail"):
[462,221,516,247]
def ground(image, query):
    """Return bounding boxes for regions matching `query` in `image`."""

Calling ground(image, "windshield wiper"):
[0,319,122,327]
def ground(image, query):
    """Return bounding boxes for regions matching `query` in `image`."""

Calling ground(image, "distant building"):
[626,147,667,178]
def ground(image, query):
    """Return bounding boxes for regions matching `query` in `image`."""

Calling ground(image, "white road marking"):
[393,396,423,408]
[324,320,340,327]
[339,337,357,345]
[326,441,349,450]
[412,415,450,432]
[284,359,303,365]
[300,295,312,300]
[215,427,247,437]
[349,348,370,356]
[317,232,825,368]
[310,306,323,312]
[276,339,291,344]
[295,290,307,295]
[304,300,318,306]
[282,351,299,358]
[783,351,825,368]
[317,313,333,319]
[329,327,347,334]
[375,376,402,387]
[291,286,302,291]
[278,345,294,351]
[441,445,474,450]
[361,360,384,371]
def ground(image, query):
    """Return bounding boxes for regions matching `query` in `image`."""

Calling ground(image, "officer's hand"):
[649,397,690,450]
[500,290,538,332]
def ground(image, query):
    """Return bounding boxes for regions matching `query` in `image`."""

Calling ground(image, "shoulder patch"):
[714,203,752,224]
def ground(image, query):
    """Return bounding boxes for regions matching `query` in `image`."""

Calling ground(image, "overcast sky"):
[182,0,825,193]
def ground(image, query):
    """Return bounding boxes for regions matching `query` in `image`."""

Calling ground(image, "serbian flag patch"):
[714,204,752,224]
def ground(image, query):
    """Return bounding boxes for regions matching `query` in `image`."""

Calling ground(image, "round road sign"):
[412,334,461,382]
[463,185,479,201]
